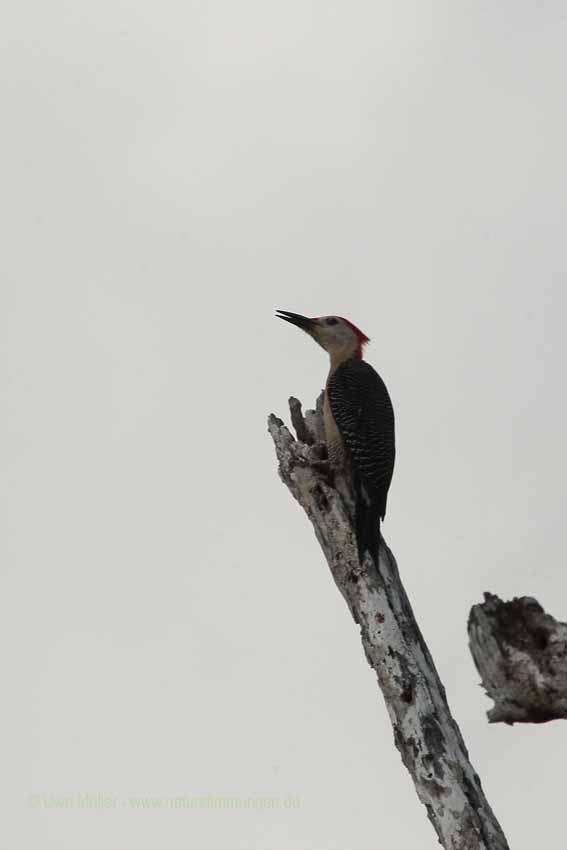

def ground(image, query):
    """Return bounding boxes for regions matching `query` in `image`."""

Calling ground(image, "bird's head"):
[276,310,369,362]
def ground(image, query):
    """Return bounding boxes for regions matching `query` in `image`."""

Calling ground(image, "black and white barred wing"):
[327,359,395,519]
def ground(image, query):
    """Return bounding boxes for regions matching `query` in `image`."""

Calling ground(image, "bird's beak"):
[276,310,317,334]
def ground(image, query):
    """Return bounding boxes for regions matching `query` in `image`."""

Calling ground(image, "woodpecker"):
[276,310,395,566]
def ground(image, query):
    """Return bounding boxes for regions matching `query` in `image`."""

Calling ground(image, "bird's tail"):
[354,478,381,568]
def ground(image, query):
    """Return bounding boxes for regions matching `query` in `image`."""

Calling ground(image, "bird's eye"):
[325,318,339,326]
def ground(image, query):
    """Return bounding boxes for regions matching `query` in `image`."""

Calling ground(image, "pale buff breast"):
[323,389,345,468]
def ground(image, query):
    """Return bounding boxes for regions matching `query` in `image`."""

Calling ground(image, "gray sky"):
[3,1,567,847]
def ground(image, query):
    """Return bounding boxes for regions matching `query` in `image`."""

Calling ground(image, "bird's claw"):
[311,458,335,487]
[310,442,328,461]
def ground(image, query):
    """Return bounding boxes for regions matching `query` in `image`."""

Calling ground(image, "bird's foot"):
[311,459,335,487]
[310,441,328,461]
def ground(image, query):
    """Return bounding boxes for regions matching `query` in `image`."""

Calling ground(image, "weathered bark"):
[468,593,567,724]
[268,395,509,850]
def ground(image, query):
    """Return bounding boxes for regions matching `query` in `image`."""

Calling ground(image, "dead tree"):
[268,395,509,850]
[469,593,567,724]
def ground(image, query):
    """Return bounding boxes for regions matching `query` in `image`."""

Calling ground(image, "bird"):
[276,310,395,566]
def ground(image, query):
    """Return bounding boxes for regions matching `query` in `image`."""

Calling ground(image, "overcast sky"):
[3,1,567,848]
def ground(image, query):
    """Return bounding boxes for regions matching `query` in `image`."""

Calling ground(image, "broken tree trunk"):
[268,395,509,850]
[468,593,567,724]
